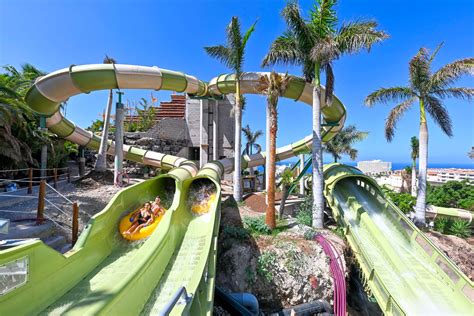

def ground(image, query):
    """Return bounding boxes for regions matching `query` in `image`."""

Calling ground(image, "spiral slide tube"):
[0,64,344,315]
[324,163,473,315]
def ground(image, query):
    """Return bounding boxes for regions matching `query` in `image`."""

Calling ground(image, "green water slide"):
[0,65,345,314]
[324,163,474,315]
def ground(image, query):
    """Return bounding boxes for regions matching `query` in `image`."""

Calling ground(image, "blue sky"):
[1,0,473,164]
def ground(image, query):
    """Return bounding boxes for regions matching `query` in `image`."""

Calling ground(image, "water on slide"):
[333,178,468,315]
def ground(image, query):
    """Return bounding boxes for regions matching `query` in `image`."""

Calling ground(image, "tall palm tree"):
[365,45,473,225]
[262,0,387,228]
[323,125,367,162]
[410,136,419,197]
[95,55,116,172]
[242,124,263,176]
[256,71,290,229]
[204,17,257,202]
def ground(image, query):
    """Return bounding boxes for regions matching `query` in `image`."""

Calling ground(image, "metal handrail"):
[159,286,192,316]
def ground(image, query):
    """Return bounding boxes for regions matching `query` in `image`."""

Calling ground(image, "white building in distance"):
[357,160,392,175]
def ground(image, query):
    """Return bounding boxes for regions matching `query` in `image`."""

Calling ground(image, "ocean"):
[255,161,474,174]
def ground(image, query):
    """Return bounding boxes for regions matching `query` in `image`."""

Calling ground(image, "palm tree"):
[242,124,263,176]
[204,17,257,202]
[410,136,419,197]
[365,45,473,225]
[0,65,48,169]
[256,71,290,229]
[95,55,116,172]
[262,0,388,228]
[323,125,367,162]
[278,167,296,218]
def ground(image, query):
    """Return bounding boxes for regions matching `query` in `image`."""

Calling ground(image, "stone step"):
[43,235,67,251]
[3,220,56,239]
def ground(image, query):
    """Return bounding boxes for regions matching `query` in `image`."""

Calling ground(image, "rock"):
[136,137,155,147]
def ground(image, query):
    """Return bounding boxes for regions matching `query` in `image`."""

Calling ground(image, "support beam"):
[114,92,124,186]
[213,99,219,161]
[299,154,305,195]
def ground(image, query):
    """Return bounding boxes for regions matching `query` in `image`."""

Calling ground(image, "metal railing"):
[159,287,192,316]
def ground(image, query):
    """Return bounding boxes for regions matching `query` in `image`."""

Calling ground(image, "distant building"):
[357,160,392,175]
[427,168,474,184]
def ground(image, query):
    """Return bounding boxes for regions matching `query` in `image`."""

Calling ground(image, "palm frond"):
[282,1,313,51]
[364,87,415,106]
[242,19,258,51]
[204,45,232,69]
[103,55,116,64]
[430,58,474,89]
[424,96,453,137]
[433,87,474,101]
[310,37,339,65]
[336,20,389,54]
[410,136,419,160]
[227,16,243,73]
[262,31,302,67]
[323,63,334,104]
[385,97,416,141]
[310,0,337,38]
[409,48,431,92]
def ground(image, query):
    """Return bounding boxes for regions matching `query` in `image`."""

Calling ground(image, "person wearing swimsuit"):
[151,196,164,217]
[124,202,155,237]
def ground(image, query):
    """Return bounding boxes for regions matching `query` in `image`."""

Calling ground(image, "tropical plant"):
[447,219,471,238]
[410,136,419,196]
[256,71,291,229]
[323,125,367,162]
[241,124,263,176]
[296,194,313,226]
[0,64,50,169]
[262,0,387,228]
[135,98,156,131]
[382,186,416,214]
[427,180,474,211]
[204,16,257,202]
[87,119,104,133]
[95,55,116,172]
[278,167,296,218]
[365,44,473,225]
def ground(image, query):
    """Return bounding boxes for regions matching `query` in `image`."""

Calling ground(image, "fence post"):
[28,168,33,194]
[72,202,79,245]
[36,180,46,225]
[53,168,58,188]
[67,168,71,183]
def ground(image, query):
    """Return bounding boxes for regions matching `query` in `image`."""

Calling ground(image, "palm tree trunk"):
[248,145,254,177]
[411,160,417,197]
[266,100,277,229]
[334,155,338,163]
[312,70,325,229]
[415,100,428,225]
[265,97,271,204]
[233,79,243,202]
[95,89,113,172]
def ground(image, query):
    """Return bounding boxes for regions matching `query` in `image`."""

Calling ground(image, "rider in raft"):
[124,202,155,236]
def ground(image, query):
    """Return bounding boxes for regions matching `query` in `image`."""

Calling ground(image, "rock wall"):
[123,132,189,156]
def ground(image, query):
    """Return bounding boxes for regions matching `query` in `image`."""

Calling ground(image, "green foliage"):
[323,125,368,162]
[88,119,103,133]
[243,216,271,235]
[427,180,474,211]
[303,229,316,240]
[257,251,276,282]
[331,226,346,239]
[296,194,313,226]
[0,64,51,169]
[434,217,471,238]
[447,219,471,238]
[382,186,416,214]
[245,266,256,286]
[222,225,249,241]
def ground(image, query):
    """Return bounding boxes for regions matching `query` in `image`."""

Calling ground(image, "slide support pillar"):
[213,99,219,161]
[114,91,124,186]
[299,154,305,195]
[40,116,47,179]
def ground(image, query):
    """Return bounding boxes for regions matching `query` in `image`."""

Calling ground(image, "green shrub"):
[303,229,316,240]
[257,251,276,282]
[434,216,452,234]
[243,216,271,235]
[222,225,249,240]
[382,187,416,214]
[447,219,471,238]
[296,194,313,226]
[427,180,474,211]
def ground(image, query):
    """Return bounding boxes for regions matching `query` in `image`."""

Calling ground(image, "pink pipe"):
[315,234,346,316]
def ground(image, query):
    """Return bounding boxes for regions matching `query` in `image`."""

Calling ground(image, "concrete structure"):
[357,160,392,175]
[124,94,235,169]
